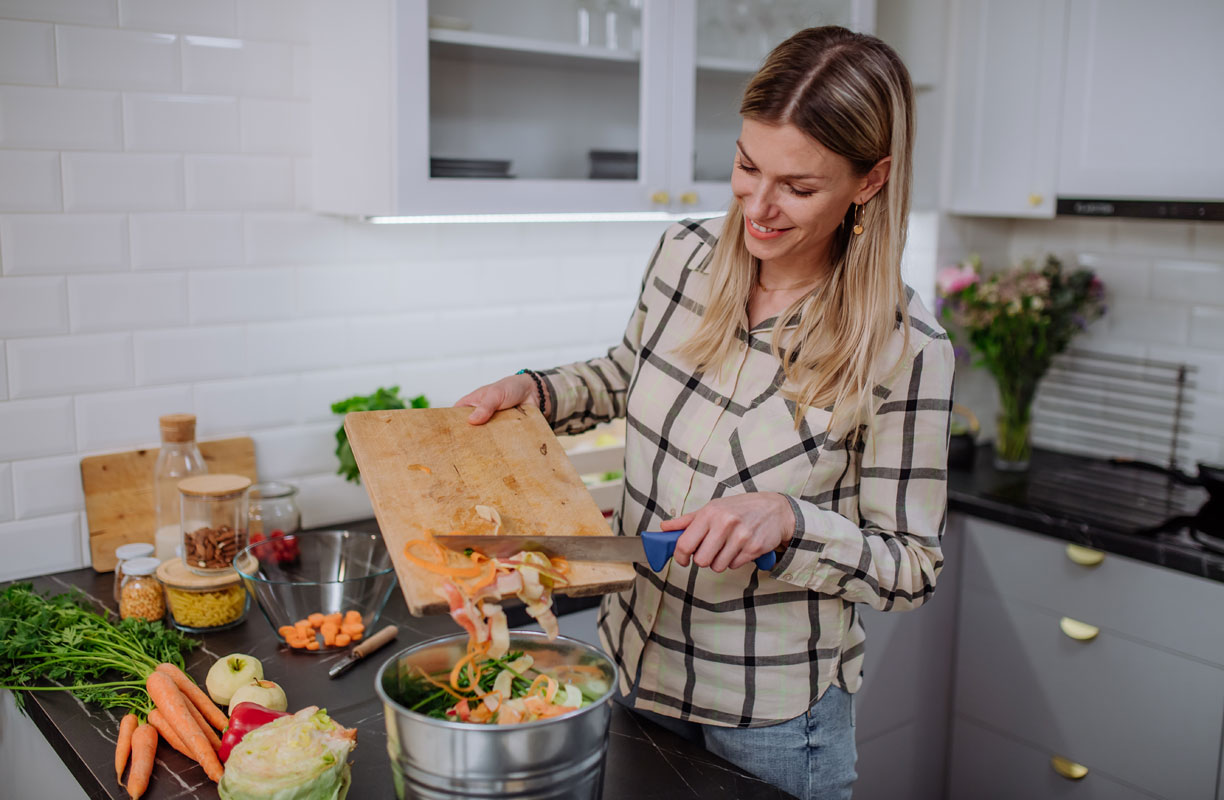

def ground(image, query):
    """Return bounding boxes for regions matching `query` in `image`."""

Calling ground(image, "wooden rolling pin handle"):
[353,625,398,659]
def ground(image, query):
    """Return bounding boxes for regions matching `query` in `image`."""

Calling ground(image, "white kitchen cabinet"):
[943,0,1067,218]
[949,517,1224,800]
[310,0,872,219]
[1057,0,1224,201]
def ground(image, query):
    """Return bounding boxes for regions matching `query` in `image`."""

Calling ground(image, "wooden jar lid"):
[157,555,254,589]
[177,474,252,497]
[159,414,197,443]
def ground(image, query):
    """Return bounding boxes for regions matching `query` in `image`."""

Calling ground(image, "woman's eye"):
[788,186,814,198]
[736,163,758,174]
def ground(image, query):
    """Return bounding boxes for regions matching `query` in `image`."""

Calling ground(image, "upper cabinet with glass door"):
[310,0,872,219]
[669,0,874,216]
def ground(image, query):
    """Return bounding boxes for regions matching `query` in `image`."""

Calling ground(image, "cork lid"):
[177,474,252,497]
[157,555,253,589]
[159,414,197,443]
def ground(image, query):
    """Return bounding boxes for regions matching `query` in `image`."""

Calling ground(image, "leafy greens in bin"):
[331,386,429,484]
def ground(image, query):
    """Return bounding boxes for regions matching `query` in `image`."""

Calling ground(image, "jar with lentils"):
[119,557,165,621]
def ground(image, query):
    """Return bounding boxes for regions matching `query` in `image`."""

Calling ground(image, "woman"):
[457,26,954,800]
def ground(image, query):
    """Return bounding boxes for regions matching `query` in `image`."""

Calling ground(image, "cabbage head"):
[219,706,357,800]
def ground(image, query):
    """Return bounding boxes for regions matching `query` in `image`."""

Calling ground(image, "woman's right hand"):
[455,374,540,425]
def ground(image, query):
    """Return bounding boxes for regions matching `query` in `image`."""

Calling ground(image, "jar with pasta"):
[157,556,251,633]
[119,558,165,622]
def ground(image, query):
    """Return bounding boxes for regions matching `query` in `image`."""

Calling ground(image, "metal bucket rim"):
[375,630,618,732]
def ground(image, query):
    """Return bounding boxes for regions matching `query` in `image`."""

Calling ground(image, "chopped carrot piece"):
[307,613,325,626]
[340,622,365,636]
[278,625,296,638]
[348,630,363,641]
[343,609,362,623]
[293,618,311,629]
[335,633,351,647]
[322,630,336,647]
[324,612,343,626]
[305,640,320,650]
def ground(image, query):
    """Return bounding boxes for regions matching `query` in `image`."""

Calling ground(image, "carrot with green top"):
[125,722,158,799]
[115,712,138,784]
[148,708,193,760]
[146,671,224,783]
[154,663,227,730]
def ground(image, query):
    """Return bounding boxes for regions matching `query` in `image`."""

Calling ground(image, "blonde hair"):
[680,27,914,435]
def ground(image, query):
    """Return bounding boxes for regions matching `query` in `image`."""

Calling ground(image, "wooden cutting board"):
[344,406,635,616]
[81,437,257,572]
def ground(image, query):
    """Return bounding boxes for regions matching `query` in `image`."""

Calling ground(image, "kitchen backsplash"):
[0,2,665,581]
[943,215,1224,469]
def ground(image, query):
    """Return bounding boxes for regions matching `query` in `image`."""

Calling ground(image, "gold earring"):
[852,203,865,235]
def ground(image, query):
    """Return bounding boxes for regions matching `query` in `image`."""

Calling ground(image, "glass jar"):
[119,557,165,621]
[178,474,251,576]
[248,482,301,538]
[157,556,251,633]
[153,414,208,561]
[113,542,155,604]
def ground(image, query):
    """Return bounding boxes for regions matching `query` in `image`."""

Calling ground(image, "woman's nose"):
[741,182,776,220]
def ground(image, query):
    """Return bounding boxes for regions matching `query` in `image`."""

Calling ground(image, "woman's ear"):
[855,156,892,204]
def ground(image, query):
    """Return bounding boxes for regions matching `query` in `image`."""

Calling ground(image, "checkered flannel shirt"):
[538,217,955,727]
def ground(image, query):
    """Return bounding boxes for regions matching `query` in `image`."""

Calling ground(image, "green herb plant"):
[0,583,198,714]
[331,386,429,483]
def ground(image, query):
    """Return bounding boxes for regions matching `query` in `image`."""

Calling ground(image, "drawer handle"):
[650,190,670,205]
[1065,544,1104,567]
[1050,755,1089,780]
[1059,617,1099,642]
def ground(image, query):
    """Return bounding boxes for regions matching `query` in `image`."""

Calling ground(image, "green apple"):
[228,679,288,714]
[206,653,264,705]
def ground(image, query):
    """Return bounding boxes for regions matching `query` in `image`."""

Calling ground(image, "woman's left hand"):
[659,493,796,572]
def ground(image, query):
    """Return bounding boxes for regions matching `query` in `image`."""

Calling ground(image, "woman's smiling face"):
[731,118,884,275]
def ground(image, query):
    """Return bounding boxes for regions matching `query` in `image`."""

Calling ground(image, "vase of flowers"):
[937,254,1106,471]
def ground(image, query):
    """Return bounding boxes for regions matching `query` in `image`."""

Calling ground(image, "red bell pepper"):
[217,702,290,763]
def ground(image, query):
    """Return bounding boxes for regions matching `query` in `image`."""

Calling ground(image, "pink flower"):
[937,263,979,295]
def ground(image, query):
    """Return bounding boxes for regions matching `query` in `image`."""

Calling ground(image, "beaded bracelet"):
[516,369,546,413]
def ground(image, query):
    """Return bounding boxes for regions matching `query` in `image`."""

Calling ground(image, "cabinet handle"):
[1028,193,1044,207]
[1059,617,1099,642]
[680,191,699,205]
[650,190,670,205]
[1065,544,1104,567]
[1050,755,1089,780]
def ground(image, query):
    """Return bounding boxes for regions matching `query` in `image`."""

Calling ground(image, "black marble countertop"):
[948,444,1224,584]
[8,531,791,800]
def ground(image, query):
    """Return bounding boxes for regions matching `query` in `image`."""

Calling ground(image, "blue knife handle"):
[640,530,777,572]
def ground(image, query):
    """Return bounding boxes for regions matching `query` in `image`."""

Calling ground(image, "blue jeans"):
[618,687,857,800]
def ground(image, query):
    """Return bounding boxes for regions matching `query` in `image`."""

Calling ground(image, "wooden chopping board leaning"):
[343,406,635,616]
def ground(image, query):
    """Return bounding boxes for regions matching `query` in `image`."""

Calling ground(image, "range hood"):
[1057,198,1224,223]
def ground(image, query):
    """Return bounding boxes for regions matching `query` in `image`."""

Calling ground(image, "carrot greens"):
[0,582,197,714]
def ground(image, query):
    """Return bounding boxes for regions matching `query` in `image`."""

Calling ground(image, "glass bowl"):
[234,529,397,653]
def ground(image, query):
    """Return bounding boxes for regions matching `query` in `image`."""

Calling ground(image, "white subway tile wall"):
[973,218,1224,466]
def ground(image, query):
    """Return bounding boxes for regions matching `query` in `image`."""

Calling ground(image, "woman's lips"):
[745,217,789,240]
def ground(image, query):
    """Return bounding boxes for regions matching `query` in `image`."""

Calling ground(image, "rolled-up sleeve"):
[537,232,666,435]
[771,336,955,612]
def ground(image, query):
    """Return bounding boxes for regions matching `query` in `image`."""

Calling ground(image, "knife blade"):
[436,530,776,571]
[327,624,399,679]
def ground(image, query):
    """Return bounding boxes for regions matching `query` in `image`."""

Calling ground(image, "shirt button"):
[668,508,677,517]
[783,573,793,581]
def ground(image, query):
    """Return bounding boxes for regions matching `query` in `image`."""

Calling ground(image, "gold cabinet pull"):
[1028,193,1044,207]
[1059,617,1099,642]
[1050,755,1089,780]
[650,190,670,205]
[1065,544,1104,567]
[680,191,699,205]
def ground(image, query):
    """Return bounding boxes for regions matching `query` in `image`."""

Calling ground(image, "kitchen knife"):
[327,624,399,679]
[437,530,777,571]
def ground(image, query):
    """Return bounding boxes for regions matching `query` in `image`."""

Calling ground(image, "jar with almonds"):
[179,474,251,576]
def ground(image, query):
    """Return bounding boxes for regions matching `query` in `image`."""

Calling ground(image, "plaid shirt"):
[539,218,954,727]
